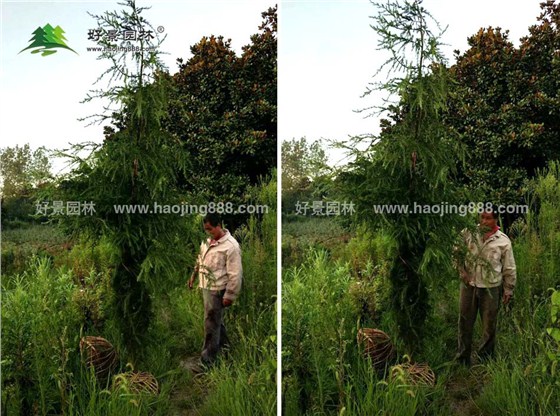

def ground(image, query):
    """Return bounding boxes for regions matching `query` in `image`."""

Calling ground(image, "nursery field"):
[1,180,277,416]
[281,168,560,416]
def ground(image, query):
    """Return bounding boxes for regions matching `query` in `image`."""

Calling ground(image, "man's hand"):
[188,265,199,289]
[502,292,512,305]
[459,269,472,285]
[188,273,195,289]
[222,298,233,307]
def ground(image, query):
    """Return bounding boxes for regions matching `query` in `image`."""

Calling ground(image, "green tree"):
[0,144,52,226]
[281,137,330,213]
[282,138,328,192]
[444,1,560,225]
[54,1,195,357]
[162,6,277,222]
[340,0,470,353]
[0,145,51,199]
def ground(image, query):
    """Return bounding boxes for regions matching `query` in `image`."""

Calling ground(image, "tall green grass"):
[282,249,450,415]
[473,164,560,416]
[282,164,560,415]
[1,176,277,415]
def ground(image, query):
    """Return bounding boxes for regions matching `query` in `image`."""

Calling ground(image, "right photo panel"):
[281,1,560,415]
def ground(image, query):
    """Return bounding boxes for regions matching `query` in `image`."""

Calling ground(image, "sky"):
[0,0,272,174]
[280,0,545,165]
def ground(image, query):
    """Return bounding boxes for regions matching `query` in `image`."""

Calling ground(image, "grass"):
[1,224,68,276]
[282,216,350,268]
[1,178,277,416]
[282,248,450,415]
[282,243,560,415]
[282,181,560,416]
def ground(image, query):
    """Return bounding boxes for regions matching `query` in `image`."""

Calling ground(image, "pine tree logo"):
[19,24,78,57]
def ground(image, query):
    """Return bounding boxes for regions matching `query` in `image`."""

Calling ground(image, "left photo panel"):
[0,1,277,415]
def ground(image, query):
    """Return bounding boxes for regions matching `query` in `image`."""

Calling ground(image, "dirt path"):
[445,363,488,416]
[168,356,208,416]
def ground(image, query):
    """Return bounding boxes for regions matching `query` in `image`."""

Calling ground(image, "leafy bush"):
[1,257,82,414]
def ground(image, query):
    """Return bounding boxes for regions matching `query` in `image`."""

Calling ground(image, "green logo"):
[19,24,77,57]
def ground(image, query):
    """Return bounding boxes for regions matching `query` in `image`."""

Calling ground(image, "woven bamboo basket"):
[390,362,436,387]
[79,336,118,380]
[114,371,159,395]
[357,328,396,371]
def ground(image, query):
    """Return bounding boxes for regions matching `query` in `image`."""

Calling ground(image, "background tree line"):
[282,1,560,231]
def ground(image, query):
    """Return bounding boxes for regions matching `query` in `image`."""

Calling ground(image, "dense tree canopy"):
[163,6,277,207]
[445,1,560,218]
[281,137,330,214]
[0,145,52,226]
[0,145,51,199]
[360,1,560,228]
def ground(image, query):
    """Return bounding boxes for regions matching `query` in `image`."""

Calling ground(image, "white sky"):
[280,0,545,165]
[0,0,272,174]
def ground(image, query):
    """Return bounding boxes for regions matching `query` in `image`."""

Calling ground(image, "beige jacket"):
[196,229,243,301]
[459,228,517,296]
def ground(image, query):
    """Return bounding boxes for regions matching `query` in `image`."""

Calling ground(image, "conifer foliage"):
[340,0,469,353]
[57,1,194,356]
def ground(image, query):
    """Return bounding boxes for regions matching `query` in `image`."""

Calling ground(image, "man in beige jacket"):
[189,213,243,365]
[455,207,516,366]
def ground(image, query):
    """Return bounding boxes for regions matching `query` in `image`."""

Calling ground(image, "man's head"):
[479,204,498,232]
[203,213,224,240]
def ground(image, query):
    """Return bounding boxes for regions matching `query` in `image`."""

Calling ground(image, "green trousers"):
[201,289,229,365]
[457,283,501,364]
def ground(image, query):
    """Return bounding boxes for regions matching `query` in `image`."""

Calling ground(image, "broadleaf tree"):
[162,6,277,228]
[444,1,560,226]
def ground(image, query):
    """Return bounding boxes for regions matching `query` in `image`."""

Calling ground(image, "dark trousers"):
[457,284,501,364]
[201,289,229,364]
